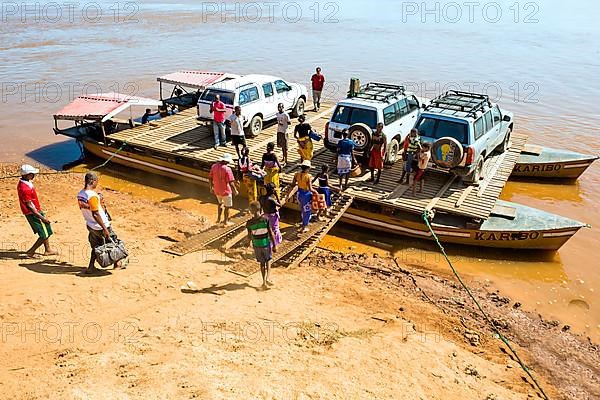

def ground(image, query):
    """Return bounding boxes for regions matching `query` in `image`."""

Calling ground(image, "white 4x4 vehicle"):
[415,90,514,184]
[324,83,423,164]
[197,74,308,136]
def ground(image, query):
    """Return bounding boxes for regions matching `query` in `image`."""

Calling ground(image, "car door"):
[238,85,261,126]
[261,82,277,119]
[473,115,486,160]
[483,110,499,155]
[383,103,398,142]
[394,98,413,140]
[491,105,504,146]
[274,79,295,111]
[406,95,420,126]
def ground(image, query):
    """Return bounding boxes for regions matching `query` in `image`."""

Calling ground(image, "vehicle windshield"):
[416,117,469,144]
[331,105,377,130]
[200,89,235,105]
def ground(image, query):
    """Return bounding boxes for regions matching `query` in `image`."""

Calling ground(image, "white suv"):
[197,74,308,136]
[324,83,423,164]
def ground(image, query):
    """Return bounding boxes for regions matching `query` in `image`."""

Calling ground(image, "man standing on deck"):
[211,95,228,149]
[228,106,246,159]
[209,154,239,226]
[77,172,124,274]
[17,164,58,258]
[311,67,325,112]
[276,103,291,166]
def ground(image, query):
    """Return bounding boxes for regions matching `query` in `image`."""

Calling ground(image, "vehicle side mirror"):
[421,103,427,109]
[502,115,511,122]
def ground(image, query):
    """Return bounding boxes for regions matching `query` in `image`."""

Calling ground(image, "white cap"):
[219,153,233,163]
[301,160,312,168]
[20,164,39,175]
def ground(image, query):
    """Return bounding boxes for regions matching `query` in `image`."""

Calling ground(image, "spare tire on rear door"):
[348,123,372,152]
[431,137,464,168]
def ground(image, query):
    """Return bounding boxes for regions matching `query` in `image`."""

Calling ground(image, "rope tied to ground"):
[421,210,549,400]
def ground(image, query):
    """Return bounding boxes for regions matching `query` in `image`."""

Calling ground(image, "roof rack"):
[349,82,405,103]
[426,90,492,117]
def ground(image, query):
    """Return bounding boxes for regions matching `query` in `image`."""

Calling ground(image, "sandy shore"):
[0,164,597,399]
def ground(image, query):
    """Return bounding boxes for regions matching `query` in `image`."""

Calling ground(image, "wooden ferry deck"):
[105,103,527,222]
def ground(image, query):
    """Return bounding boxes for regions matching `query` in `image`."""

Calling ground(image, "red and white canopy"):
[53,92,162,122]
[157,71,239,90]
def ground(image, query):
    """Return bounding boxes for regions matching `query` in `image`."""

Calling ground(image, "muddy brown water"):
[1,0,598,340]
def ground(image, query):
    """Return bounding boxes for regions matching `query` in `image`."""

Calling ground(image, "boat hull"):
[82,140,584,250]
[513,145,598,179]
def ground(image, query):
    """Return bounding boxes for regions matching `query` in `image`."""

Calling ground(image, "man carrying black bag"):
[77,172,127,274]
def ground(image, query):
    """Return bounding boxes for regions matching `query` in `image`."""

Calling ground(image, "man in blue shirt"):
[336,130,356,189]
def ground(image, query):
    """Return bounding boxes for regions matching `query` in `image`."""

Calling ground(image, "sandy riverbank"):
[0,164,597,399]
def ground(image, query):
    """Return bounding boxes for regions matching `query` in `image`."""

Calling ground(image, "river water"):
[1,0,598,339]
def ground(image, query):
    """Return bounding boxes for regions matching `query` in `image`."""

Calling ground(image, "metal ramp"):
[163,185,297,256]
[226,193,354,277]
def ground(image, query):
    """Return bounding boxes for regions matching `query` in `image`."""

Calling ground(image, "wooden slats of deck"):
[104,103,526,221]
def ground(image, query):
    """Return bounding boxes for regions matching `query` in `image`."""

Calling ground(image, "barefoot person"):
[260,183,283,249]
[77,172,123,274]
[228,106,246,159]
[291,160,317,233]
[246,201,277,289]
[294,115,314,162]
[316,164,334,218]
[261,142,282,198]
[210,154,238,226]
[17,164,58,258]
[238,146,258,208]
[310,67,325,111]
[368,123,387,184]
[336,130,356,190]
[276,103,291,166]
[411,142,431,195]
[399,128,421,184]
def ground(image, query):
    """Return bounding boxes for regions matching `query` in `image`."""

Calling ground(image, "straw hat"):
[301,160,312,168]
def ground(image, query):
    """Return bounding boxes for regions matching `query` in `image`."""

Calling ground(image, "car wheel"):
[348,123,372,152]
[247,115,263,136]
[499,129,511,153]
[385,138,399,165]
[469,158,484,184]
[291,98,305,117]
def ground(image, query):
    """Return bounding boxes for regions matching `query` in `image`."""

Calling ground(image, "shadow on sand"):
[25,139,82,170]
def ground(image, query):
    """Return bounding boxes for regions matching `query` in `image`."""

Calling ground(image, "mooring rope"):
[0,140,128,180]
[421,210,549,400]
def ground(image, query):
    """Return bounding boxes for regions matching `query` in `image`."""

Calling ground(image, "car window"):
[407,95,419,111]
[332,105,377,130]
[262,83,274,98]
[274,80,290,94]
[383,104,396,126]
[491,106,501,124]
[474,117,485,140]
[396,98,409,118]
[239,86,260,106]
[484,111,494,132]
[200,89,235,105]
[416,117,469,144]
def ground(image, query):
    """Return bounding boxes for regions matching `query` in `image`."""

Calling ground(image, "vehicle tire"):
[348,123,372,152]
[431,137,464,169]
[246,114,263,136]
[498,129,512,153]
[467,158,484,185]
[385,138,400,165]
[291,98,305,118]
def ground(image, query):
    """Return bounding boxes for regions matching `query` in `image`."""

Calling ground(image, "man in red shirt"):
[17,164,58,258]
[211,94,228,149]
[310,67,325,111]
[209,153,238,226]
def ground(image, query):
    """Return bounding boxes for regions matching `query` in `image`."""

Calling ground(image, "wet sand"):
[1,164,598,399]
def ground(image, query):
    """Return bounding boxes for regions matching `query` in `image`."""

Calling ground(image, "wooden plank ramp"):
[226,193,354,277]
[163,185,297,256]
